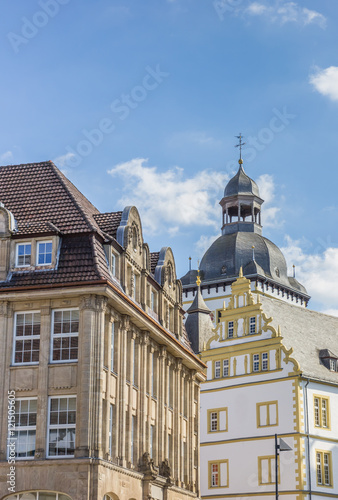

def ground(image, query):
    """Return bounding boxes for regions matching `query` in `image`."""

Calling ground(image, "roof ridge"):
[50,161,100,234]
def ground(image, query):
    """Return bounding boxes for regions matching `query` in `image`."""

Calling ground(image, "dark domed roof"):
[181,231,307,295]
[224,164,260,198]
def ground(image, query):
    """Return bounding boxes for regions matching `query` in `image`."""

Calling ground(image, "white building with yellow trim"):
[182,161,338,499]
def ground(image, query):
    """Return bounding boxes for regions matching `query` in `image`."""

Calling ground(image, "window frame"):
[316,450,333,487]
[252,352,269,372]
[10,397,37,460]
[47,396,76,458]
[13,311,41,366]
[36,240,53,266]
[258,455,280,485]
[223,358,229,377]
[207,407,228,433]
[314,395,330,430]
[256,401,278,428]
[249,316,256,334]
[228,321,234,338]
[15,242,32,268]
[208,459,229,488]
[50,308,79,364]
[214,360,221,378]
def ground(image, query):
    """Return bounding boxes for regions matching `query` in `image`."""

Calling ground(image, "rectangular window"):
[111,250,116,276]
[215,360,221,378]
[223,359,229,377]
[109,404,113,457]
[13,312,40,365]
[51,309,79,362]
[131,415,136,464]
[314,396,330,429]
[208,408,228,433]
[169,366,173,408]
[257,401,278,427]
[151,290,156,311]
[110,322,115,373]
[258,456,279,485]
[12,398,37,459]
[228,321,234,338]
[262,352,268,371]
[16,242,31,267]
[253,354,260,372]
[37,241,52,265]
[168,433,172,460]
[316,450,332,486]
[152,353,157,398]
[150,424,155,459]
[249,316,256,334]
[48,396,76,457]
[209,460,228,488]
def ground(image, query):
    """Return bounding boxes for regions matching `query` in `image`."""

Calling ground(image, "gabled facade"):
[0,161,205,500]
[198,272,338,499]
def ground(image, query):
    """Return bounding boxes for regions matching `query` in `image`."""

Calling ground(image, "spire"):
[235,133,246,163]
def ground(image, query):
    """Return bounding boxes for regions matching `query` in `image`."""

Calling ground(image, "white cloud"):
[53,152,77,168]
[256,174,282,228]
[281,235,338,312]
[108,158,229,234]
[0,151,13,163]
[245,1,326,29]
[195,233,219,257]
[309,66,338,102]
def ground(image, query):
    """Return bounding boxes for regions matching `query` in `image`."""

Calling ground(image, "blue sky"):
[1,0,338,313]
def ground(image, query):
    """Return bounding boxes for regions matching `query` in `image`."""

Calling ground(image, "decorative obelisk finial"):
[235,133,246,165]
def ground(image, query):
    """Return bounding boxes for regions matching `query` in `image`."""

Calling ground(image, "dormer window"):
[37,241,52,265]
[16,243,31,267]
[329,359,337,372]
[319,349,338,372]
[111,251,116,276]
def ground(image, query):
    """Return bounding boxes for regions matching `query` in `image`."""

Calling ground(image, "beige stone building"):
[0,161,205,500]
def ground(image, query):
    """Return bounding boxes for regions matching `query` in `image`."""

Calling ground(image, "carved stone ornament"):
[159,459,173,484]
[139,452,159,479]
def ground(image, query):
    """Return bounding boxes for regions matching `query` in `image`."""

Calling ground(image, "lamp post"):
[275,434,292,500]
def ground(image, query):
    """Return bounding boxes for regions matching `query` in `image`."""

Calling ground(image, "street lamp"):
[275,434,292,500]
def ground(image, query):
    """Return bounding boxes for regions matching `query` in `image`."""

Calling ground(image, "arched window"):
[5,493,72,500]
[132,226,137,251]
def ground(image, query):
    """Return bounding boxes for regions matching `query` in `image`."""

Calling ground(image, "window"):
[228,321,234,338]
[262,352,268,371]
[48,396,76,457]
[152,352,157,398]
[253,354,260,372]
[215,360,221,378]
[252,352,269,372]
[6,494,72,500]
[168,366,173,408]
[208,408,228,433]
[151,290,156,311]
[110,322,115,373]
[329,359,337,371]
[16,243,31,267]
[316,450,332,486]
[209,460,228,488]
[13,311,40,365]
[11,398,37,459]
[37,241,52,265]
[249,316,256,334]
[314,396,330,429]
[223,359,229,377]
[111,250,116,276]
[150,424,155,459]
[51,309,79,362]
[258,456,279,485]
[131,415,136,464]
[109,404,113,457]
[257,401,278,427]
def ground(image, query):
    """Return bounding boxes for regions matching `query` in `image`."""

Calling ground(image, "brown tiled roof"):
[93,212,123,238]
[150,252,160,275]
[0,161,100,235]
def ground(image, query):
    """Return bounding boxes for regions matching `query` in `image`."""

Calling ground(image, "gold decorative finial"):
[235,133,246,163]
[293,264,295,278]
[239,266,243,278]
[196,260,201,286]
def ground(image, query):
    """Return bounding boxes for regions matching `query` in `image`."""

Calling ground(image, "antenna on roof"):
[235,133,246,163]
[252,245,255,261]
[293,264,296,278]
[189,256,191,272]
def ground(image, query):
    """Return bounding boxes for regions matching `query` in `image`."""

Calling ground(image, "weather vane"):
[235,133,245,161]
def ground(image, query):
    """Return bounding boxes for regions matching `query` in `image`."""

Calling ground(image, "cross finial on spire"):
[235,133,246,163]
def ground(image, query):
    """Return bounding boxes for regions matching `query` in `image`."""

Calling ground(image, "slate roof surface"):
[150,252,160,275]
[260,295,338,384]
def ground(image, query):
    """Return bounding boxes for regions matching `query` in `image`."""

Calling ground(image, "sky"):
[1,0,338,314]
